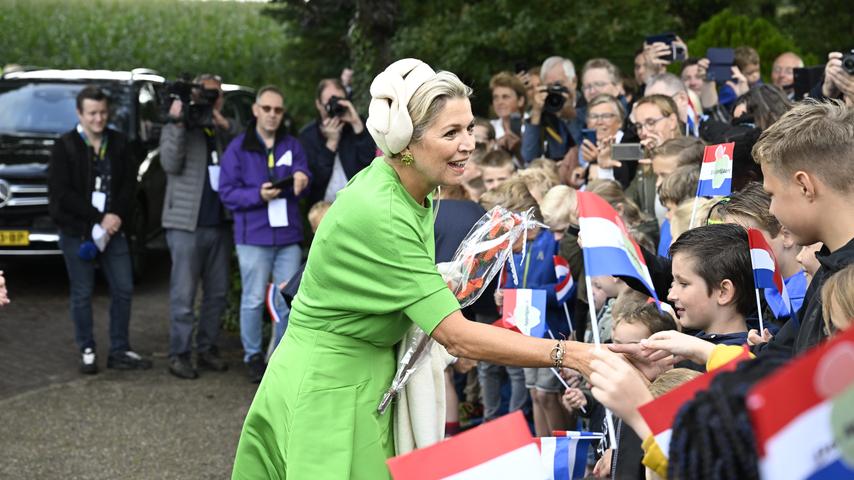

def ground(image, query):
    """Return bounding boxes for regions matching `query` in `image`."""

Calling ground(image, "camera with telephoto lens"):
[543,83,569,114]
[163,77,218,129]
[842,49,854,75]
[325,95,348,117]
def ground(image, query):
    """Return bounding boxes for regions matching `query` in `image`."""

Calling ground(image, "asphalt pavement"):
[0,251,257,479]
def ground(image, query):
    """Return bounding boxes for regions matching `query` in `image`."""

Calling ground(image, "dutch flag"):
[747,228,792,319]
[638,346,751,457]
[696,142,734,198]
[387,411,545,479]
[748,327,854,479]
[576,191,658,302]
[537,432,603,480]
[553,255,574,304]
[494,289,547,338]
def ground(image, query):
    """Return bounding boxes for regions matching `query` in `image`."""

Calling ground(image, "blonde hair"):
[478,189,502,211]
[540,185,577,231]
[649,368,702,398]
[587,180,647,227]
[480,149,515,169]
[634,94,684,136]
[821,264,854,335]
[494,178,542,221]
[517,167,559,203]
[659,165,700,206]
[670,197,716,241]
[752,99,854,193]
[406,71,473,153]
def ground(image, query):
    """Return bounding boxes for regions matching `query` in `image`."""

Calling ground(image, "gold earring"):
[401,151,414,166]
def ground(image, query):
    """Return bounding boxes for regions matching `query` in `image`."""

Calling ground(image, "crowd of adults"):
[33,33,854,478]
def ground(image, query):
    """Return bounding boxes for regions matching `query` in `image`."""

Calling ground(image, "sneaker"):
[197,349,228,372]
[80,348,98,375]
[247,353,266,384]
[107,350,153,370]
[168,355,198,380]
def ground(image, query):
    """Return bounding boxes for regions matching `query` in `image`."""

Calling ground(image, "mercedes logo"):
[0,179,11,208]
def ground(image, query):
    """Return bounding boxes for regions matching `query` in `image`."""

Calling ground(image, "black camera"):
[163,78,218,129]
[543,83,569,114]
[842,49,854,75]
[325,96,348,117]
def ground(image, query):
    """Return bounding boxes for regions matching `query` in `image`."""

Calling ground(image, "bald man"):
[772,52,804,97]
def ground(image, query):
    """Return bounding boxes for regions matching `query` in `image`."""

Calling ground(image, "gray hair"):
[582,58,621,85]
[587,94,626,120]
[647,73,687,96]
[540,56,576,83]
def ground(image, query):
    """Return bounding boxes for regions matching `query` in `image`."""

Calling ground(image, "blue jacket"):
[219,122,311,246]
[502,229,574,338]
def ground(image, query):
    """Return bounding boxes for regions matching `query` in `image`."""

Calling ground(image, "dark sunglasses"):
[259,105,284,114]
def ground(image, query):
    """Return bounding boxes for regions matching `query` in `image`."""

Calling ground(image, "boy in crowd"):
[493,179,571,436]
[479,149,516,191]
[716,182,807,336]
[734,46,762,87]
[667,223,753,349]
[752,99,854,356]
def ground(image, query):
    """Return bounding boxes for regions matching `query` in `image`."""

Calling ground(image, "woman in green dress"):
[231,59,600,479]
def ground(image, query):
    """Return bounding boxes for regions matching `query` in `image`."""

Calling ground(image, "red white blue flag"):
[638,346,751,457]
[576,191,658,302]
[553,255,574,304]
[747,228,792,319]
[494,289,547,338]
[696,142,734,197]
[538,432,604,479]
[265,283,282,324]
[748,327,854,479]
[387,411,545,479]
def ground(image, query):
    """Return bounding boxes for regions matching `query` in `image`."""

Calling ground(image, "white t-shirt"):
[323,153,349,203]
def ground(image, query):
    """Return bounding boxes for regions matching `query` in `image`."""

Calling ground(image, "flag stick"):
[585,274,618,450]
[754,288,765,334]
[688,195,700,229]
[562,302,574,336]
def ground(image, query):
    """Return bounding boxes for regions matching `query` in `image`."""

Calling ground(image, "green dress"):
[232,157,461,479]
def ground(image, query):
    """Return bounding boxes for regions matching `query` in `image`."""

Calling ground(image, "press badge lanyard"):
[77,124,107,191]
[204,128,219,166]
[255,131,276,179]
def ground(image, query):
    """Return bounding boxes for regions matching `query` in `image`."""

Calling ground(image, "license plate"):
[0,230,29,246]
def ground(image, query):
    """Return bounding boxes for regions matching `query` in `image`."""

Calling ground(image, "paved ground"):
[0,251,257,479]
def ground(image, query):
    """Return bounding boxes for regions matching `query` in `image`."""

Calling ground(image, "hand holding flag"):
[747,228,793,332]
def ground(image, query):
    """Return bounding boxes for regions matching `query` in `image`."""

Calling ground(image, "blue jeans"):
[58,232,133,354]
[236,243,301,362]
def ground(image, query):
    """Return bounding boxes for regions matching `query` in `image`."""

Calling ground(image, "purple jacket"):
[219,123,311,246]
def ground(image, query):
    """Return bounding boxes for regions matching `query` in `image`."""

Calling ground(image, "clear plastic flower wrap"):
[378,206,540,414]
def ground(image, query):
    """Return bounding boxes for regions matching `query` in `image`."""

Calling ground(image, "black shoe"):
[197,349,228,372]
[169,356,198,379]
[247,353,266,384]
[80,348,98,375]
[107,350,153,370]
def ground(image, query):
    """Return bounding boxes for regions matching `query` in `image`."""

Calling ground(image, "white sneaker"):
[80,348,98,374]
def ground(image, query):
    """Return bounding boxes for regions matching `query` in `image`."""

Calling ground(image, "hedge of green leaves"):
[0,0,305,115]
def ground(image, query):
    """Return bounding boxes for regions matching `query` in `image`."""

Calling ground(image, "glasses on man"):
[588,112,619,122]
[633,116,667,132]
[259,105,284,114]
[582,81,612,92]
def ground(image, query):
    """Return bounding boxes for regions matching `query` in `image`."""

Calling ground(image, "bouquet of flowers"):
[378,206,540,414]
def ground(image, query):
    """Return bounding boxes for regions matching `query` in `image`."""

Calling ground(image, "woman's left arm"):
[430,310,595,378]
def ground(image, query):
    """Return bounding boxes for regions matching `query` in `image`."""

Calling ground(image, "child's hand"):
[592,449,612,478]
[640,330,716,365]
[493,288,504,307]
[607,342,674,381]
[747,328,773,346]
[589,349,653,438]
[561,387,588,411]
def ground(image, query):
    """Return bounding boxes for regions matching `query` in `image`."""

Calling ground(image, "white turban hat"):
[366,58,436,158]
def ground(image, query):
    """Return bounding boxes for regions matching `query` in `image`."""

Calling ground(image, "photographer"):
[821,50,854,105]
[521,56,583,164]
[160,73,238,380]
[299,79,376,205]
[220,86,311,383]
